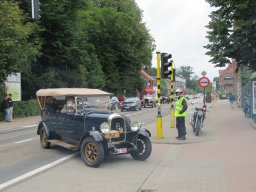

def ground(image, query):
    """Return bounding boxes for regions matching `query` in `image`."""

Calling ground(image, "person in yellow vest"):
[175,88,188,140]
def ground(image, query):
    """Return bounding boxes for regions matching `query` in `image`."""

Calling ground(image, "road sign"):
[201,71,207,76]
[198,76,210,88]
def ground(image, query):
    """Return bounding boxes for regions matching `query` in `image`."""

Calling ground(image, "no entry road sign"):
[198,76,210,88]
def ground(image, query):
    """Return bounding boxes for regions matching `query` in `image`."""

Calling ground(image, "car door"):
[58,112,84,145]
[43,110,60,139]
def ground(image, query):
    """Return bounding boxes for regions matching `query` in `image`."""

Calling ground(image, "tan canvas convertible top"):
[36,88,111,97]
[36,88,111,110]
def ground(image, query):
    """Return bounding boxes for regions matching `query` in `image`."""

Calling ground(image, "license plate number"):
[116,148,127,154]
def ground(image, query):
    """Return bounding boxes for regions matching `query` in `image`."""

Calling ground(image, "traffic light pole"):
[170,64,175,128]
[156,52,163,139]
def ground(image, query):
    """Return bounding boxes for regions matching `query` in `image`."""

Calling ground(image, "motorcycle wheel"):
[195,118,201,136]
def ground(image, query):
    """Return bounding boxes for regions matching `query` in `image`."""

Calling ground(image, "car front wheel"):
[80,137,104,168]
[130,135,152,161]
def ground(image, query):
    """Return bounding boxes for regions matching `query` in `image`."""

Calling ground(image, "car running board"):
[49,139,78,150]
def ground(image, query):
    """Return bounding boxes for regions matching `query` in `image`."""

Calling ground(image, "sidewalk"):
[0,115,40,130]
[141,99,256,192]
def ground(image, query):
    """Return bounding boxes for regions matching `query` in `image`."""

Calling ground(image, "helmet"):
[175,88,184,93]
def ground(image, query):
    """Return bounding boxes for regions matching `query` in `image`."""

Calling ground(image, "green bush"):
[0,99,40,121]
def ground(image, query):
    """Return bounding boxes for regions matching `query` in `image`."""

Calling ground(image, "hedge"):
[0,99,40,121]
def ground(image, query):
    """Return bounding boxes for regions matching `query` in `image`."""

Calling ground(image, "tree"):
[2,0,155,98]
[87,54,106,89]
[189,75,200,93]
[160,79,168,96]
[32,0,89,89]
[205,0,256,70]
[176,66,194,90]
[145,67,157,76]
[176,66,194,79]
[0,0,40,83]
[84,0,155,95]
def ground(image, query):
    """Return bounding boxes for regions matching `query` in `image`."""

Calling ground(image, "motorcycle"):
[190,106,206,136]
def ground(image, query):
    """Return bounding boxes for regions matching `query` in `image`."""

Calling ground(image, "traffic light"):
[31,0,41,19]
[161,53,172,79]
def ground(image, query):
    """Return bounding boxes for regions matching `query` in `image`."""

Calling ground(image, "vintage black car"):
[121,97,141,111]
[36,88,152,168]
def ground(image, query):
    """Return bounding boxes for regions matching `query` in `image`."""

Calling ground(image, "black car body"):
[36,88,152,167]
[121,97,141,111]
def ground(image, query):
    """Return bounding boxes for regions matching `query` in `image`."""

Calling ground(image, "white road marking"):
[22,124,37,128]
[14,138,33,144]
[0,153,78,191]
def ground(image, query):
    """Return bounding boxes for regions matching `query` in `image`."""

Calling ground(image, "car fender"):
[138,128,151,137]
[89,131,104,142]
[79,131,104,148]
[37,121,49,138]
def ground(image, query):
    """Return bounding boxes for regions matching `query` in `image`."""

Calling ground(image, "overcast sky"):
[135,0,221,81]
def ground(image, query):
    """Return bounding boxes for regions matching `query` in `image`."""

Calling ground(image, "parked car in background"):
[160,96,170,104]
[121,97,141,111]
[141,93,156,108]
[36,88,152,168]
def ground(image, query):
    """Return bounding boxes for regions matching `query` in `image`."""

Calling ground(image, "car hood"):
[80,109,111,119]
[122,101,136,104]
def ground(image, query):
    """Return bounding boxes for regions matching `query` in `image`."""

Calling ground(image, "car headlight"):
[131,121,139,131]
[100,122,110,133]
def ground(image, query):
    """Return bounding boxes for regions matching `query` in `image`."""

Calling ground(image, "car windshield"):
[76,96,109,110]
[125,98,137,102]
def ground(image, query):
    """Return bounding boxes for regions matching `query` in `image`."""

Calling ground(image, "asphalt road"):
[0,105,171,187]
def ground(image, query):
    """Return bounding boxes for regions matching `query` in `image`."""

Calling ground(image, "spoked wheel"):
[130,136,152,161]
[80,137,104,168]
[40,127,51,149]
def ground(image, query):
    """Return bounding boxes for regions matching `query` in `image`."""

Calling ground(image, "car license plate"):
[116,148,127,154]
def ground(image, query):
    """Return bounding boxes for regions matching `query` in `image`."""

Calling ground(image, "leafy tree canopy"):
[1,0,155,99]
[0,0,40,83]
[205,0,256,70]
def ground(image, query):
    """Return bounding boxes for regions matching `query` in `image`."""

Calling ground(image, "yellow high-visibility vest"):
[175,96,187,117]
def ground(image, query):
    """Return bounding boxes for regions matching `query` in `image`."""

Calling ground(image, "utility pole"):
[170,63,175,128]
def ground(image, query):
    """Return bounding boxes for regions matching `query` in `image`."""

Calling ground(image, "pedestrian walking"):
[229,93,235,109]
[174,88,188,140]
[8,93,13,121]
[205,92,212,108]
[110,95,119,111]
[2,94,11,122]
